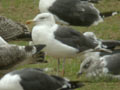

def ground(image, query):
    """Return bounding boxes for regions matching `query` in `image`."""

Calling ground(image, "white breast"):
[39,0,56,12]
[32,24,78,58]
[0,74,23,90]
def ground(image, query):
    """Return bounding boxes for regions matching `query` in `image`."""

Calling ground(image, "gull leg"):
[86,26,91,31]
[57,58,60,75]
[62,58,65,76]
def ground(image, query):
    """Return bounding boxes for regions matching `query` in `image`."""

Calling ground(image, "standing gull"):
[77,49,120,78]
[39,0,118,26]
[26,13,110,75]
[0,68,84,90]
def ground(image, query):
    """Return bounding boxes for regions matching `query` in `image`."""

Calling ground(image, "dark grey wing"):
[10,68,84,90]
[54,26,96,52]
[51,75,84,90]
[102,40,120,50]
[51,75,66,84]
[49,0,100,26]
[11,68,64,90]
[81,0,101,3]
[105,53,120,75]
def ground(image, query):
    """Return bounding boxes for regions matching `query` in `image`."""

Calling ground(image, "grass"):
[1,0,120,90]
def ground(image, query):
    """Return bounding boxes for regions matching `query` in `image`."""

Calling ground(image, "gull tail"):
[100,11,119,18]
[102,40,120,50]
[58,81,84,90]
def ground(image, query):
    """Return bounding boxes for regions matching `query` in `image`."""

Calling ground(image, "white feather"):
[39,0,56,12]
[0,74,23,90]
[0,36,8,45]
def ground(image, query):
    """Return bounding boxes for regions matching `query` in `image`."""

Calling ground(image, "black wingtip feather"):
[100,11,120,18]
[58,81,84,90]
[69,81,84,89]
[34,44,46,53]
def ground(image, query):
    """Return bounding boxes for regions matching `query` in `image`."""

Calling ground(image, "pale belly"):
[32,25,78,58]
[44,43,78,58]
[33,35,78,58]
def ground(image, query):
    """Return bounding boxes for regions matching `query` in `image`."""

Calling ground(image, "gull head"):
[77,56,102,77]
[83,32,98,42]
[83,32,102,47]
[20,44,46,57]
[26,13,55,26]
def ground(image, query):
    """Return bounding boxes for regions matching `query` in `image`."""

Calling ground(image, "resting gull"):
[0,44,46,69]
[77,49,120,79]
[0,16,31,40]
[39,0,118,26]
[0,68,84,90]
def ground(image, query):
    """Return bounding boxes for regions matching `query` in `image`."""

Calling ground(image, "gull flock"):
[0,0,120,90]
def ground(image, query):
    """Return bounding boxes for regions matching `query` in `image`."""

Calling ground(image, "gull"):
[39,0,118,26]
[77,49,120,79]
[0,68,84,90]
[26,13,110,75]
[0,16,30,40]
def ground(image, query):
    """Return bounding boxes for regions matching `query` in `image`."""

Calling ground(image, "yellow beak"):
[26,20,34,25]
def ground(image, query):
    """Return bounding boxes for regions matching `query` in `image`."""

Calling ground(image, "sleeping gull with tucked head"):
[77,49,120,79]
[0,43,46,70]
[26,13,110,75]
[39,0,118,26]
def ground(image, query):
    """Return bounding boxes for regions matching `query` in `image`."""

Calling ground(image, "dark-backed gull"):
[77,49,120,79]
[39,0,118,26]
[0,68,84,90]
[26,13,110,75]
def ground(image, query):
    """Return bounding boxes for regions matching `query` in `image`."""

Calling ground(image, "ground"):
[0,0,120,90]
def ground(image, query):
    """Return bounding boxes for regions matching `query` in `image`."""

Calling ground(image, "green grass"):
[1,0,120,90]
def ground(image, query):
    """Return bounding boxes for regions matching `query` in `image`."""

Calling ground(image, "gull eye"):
[83,61,91,69]
[40,17,45,19]
[83,63,90,69]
